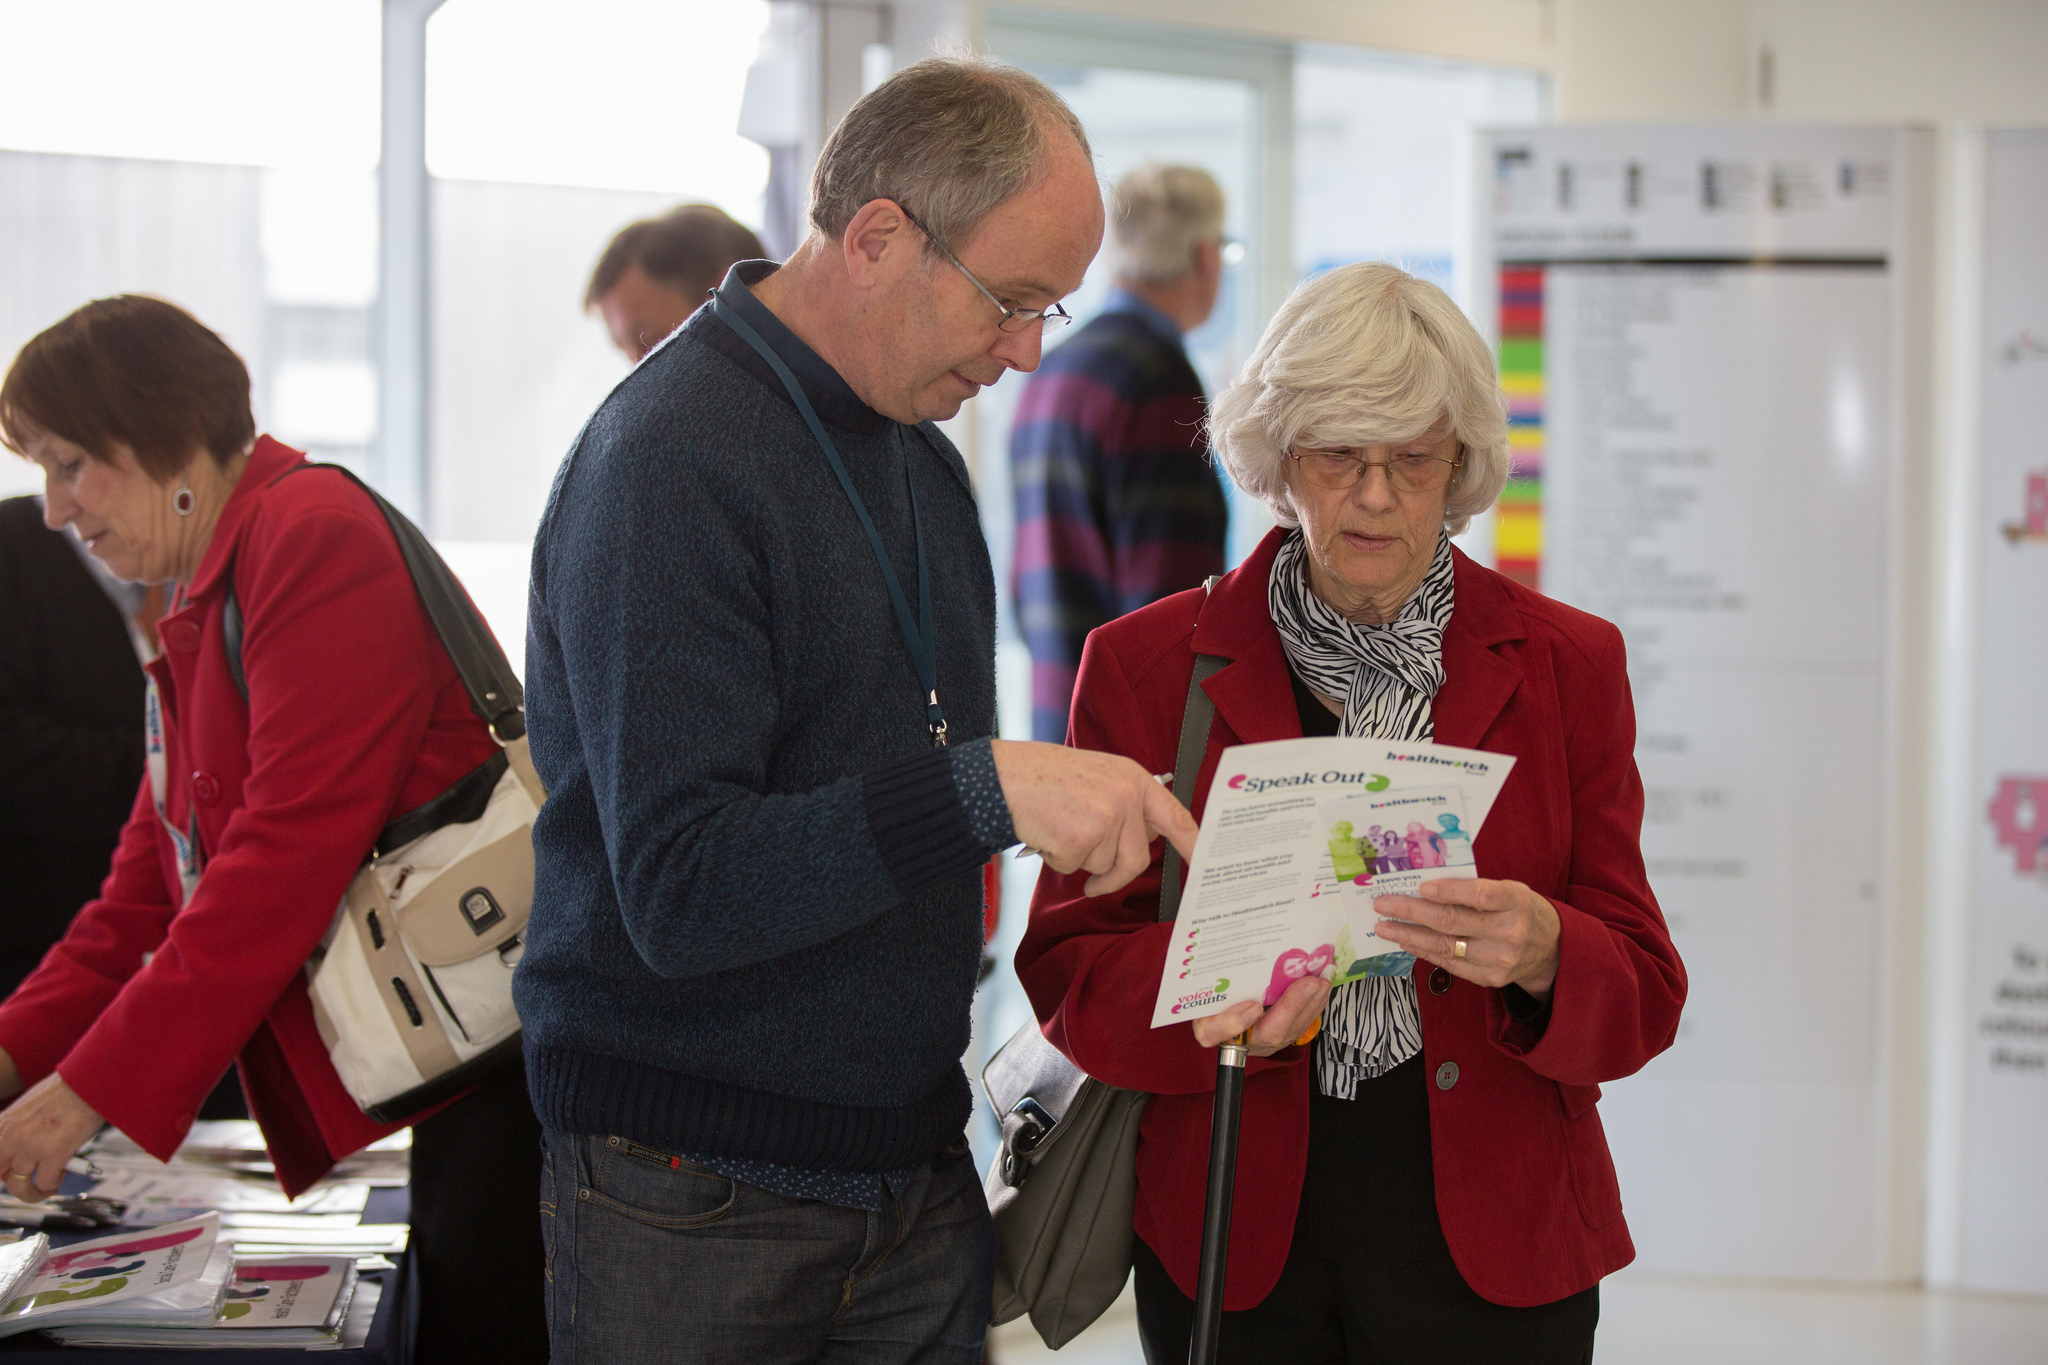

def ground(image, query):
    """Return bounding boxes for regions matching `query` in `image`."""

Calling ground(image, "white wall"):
[1552,0,2048,122]
[1536,0,2048,1294]
[1014,0,1553,71]
[1041,0,2048,126]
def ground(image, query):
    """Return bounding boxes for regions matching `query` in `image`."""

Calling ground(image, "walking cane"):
[1188,1030,1250,1365]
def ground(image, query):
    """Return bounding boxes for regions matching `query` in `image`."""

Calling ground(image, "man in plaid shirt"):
[1011,163,1233,743]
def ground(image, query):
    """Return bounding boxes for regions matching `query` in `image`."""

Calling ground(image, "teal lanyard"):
[709,293,948,747]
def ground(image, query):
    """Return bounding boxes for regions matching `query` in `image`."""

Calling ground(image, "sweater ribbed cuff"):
[862,745,987,900]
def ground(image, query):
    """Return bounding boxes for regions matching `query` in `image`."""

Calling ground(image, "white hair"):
[1111,163,1225,283]
[1208,261,1510,536]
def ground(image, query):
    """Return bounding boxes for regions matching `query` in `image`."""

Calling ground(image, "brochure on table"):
[48,1254,360,1349]
[77,1118,409,1261]
[0,1213,233,1338]
[1150,737,1514,1028]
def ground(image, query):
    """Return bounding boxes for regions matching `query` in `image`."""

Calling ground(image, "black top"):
[0,497,145,973]
[1285,667,1449,1262]
[1285,666,1552,1264]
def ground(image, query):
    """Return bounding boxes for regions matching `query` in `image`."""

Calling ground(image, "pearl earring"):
[173,482,195,516]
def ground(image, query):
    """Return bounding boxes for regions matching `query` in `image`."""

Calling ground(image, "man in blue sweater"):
[517,58,1197,1364]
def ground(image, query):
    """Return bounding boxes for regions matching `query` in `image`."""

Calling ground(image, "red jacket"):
[1016,528,1686,1309]
[0,438,499,1195]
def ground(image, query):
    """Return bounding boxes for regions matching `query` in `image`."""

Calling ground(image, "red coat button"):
[191,771,220,804]
[162,620,202,653]
[1429,967,1452,995]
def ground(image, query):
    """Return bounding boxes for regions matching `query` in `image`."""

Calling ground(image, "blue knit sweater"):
[516,262,1006,1173]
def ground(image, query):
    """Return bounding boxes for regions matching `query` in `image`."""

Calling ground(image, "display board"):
[1955,128,2048,1294]
[1476,125,1931,1280]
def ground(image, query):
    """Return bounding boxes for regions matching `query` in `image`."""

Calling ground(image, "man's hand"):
[991,740,1198,897]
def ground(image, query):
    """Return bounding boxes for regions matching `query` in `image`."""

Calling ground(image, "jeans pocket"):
[581,1135,739,1231]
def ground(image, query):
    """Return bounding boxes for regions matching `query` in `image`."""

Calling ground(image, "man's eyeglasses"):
[898,204,1073,335]
[1287,444,1463,494]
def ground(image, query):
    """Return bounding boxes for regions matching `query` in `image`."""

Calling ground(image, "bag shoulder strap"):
[222,587,248,701]
[219,463,525,742]
[1157,577,1228,924]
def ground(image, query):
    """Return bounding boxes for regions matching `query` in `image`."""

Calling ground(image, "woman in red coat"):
[1016,262,1687,1363]
[0,296,546,1362]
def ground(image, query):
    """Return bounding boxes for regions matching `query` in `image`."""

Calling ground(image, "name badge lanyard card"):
[712,296,948,747]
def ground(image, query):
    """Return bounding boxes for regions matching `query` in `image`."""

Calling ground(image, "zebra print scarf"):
[1268,529,1455,1099]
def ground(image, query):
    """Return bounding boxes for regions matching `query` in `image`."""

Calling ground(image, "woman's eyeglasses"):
[1286,445,1463,494]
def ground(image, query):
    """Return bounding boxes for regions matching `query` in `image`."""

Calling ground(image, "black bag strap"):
[1157,577,1228,924]
[221,584,248,701]
[221,463,525,742]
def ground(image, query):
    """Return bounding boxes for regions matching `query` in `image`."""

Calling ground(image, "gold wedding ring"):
[1453,938,1469,960]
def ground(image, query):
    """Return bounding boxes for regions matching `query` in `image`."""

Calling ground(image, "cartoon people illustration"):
[1263,944,1336,1007]
[1369,824,1409,873]
[1351,825,1382,883]
[1326,820,1369,882]
[1437,812,1475,865]
[1406,819,1446,868]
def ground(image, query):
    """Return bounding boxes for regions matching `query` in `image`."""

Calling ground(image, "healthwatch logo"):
[1170,979,1231,1015]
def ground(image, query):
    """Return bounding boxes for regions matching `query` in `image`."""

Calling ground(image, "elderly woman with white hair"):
[1016,262,1686,1363]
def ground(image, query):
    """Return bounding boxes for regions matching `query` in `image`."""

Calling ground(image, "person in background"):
[0,295,546,1363]
[519,57,1197,1364]
[1018,263,1686,1363]
[586,202,768,362]
[0,504,246,1118]
[0,496,154,996]
[1011,161,1233,743]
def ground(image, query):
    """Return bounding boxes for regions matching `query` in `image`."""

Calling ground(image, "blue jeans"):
[539,1130,993,1364]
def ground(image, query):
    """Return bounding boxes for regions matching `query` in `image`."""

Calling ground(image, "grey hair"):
[1208,262,1509,536]
[1112,163,1225,283]
[809,56,1092,256]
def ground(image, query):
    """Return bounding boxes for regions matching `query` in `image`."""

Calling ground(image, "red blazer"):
[1016,528,1686,1309]
[0,438,499,1195]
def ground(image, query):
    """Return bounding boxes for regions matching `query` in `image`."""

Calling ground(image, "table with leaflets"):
[0,1123,413,1362]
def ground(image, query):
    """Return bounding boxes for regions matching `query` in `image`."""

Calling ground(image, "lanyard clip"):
[928,690,949,748]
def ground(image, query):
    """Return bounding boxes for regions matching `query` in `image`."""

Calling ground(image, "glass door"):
[970,7,1294,1179]
[976,9,1294,704]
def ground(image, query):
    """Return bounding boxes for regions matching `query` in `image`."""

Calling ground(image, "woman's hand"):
[1191,975,1331,1057]
[0,1048,21,1103]
[1373,877,1560,1000]
[0,1073,103,1201]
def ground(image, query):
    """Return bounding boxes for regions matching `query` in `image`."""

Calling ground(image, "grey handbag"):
[982,642,1226,1349]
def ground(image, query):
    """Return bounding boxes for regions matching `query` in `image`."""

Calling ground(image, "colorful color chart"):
[1496,266,1545,588]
